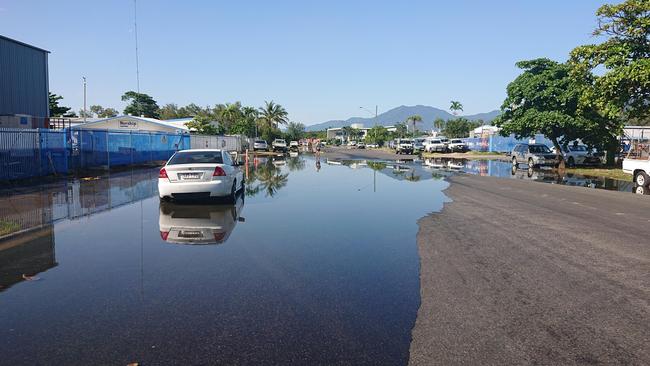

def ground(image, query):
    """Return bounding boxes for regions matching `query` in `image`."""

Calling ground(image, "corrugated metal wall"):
[0,37,49,117]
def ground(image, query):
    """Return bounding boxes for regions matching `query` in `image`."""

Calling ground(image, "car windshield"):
[168,151,223,165]
[440,138,449,142]
[255,140,266,143]
[569,145,588,152]
[529,145,551,154]
[275,140,286,143]
[451,139,462,143]
[401,140,412,143]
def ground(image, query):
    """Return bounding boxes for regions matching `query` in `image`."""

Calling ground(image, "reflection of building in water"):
[0,226,56,291]
[0,168,159,290]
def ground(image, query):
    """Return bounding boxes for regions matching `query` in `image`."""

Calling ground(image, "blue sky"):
[0,0,609,125]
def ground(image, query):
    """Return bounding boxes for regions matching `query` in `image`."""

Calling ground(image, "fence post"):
[107,130,110,171]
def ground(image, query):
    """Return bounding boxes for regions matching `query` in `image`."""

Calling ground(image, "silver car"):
[253,139,268,151]
[511,143,559,168]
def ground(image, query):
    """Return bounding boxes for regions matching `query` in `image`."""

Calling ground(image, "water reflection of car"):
[289,141,300,151]
[159,193,245,245]
[447,159,464,169]
[634,184,650,195]
[158,149,245,202]
[272,158,286,167]
[511,143,559,168]
[552,144,601,167]
[423,158,445,169]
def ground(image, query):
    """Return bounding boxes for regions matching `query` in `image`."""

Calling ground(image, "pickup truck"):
[272,139,288,153]
[623,158,650,187]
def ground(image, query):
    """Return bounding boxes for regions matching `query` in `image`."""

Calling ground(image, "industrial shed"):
[0,35,50,127]
[71,115,189,134]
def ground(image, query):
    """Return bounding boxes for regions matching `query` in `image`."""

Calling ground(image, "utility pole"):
[375,105,378,126]
[134,0,140,93]
[83,76,87,123]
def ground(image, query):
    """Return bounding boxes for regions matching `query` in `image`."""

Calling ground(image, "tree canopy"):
[121,91,160,118]
[570,0,650,121]
[442,117,479,138]
[48,92,73,117]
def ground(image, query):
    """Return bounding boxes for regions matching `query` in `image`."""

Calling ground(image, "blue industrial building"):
[0,35,50,127]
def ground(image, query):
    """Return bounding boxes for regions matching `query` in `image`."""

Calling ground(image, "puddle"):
[0,155,448,365]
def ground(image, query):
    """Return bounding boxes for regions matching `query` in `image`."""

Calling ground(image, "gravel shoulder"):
[409,174,650,365]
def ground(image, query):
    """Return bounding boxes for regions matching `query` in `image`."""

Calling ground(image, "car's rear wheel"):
[512,157,518,166]
[635,171,649,187]
[228,180,237,203]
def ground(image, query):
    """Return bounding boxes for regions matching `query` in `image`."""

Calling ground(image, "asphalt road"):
[410,174,650,365]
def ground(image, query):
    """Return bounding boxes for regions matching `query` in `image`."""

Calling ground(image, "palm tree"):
[405,170,421,182]
[341,126,354,142]
[433,117,445,131]
[405,115,422,134]
[450,101,463,116]
[258,101,289,131]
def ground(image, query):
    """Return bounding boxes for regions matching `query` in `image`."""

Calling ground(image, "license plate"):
[178,230,202,238]
[179,173,201,180]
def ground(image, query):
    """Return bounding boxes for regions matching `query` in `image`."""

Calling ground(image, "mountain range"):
[306,105,501,131]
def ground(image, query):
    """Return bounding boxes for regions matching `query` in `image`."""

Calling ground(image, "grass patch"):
[565,167,632,181]
[0,220,20,236]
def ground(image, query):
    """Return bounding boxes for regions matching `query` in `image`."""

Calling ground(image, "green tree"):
[78,109,93,118]
[450,101,464,116]
[159,103,181,120]
[99,108,118,118]
[405,115,423,134]
[186,115,221,135]
[89,105,104,117]
[570,0,650,122]
[494,58,604,165]
[340,126,354,142]
[48,92,72,117]
[121,91,160,118]
[442,117,480,138]
[365,125,390,146]
[258,101,289,130]
[394,122,408,137]
[433,117,446,131]
[284,122,306,141]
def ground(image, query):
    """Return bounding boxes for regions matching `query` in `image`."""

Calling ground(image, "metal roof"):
[71,115,190,132]
[0,35,50,53]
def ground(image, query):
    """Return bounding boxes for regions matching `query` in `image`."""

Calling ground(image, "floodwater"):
[0,155,449,365]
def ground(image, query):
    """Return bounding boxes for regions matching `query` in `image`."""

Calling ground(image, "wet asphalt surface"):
[410,174,650,365]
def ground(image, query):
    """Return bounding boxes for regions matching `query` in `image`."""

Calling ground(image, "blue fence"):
[1,128,189,181]
[463,134,553,153]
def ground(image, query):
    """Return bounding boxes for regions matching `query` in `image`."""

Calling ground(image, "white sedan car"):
[158,149,244,201]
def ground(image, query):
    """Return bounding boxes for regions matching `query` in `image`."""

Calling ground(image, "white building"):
[71,115,189,134]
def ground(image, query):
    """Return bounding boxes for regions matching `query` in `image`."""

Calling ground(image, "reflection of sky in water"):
[0,155,449,365]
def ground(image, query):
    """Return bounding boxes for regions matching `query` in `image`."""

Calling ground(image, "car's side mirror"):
[238,217,246,223]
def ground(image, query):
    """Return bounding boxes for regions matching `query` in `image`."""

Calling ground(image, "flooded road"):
[0,155,448,365]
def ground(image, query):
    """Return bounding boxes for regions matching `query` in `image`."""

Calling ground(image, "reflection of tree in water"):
[431,172,445,180]
[245,160,289,197]
[286,156,306,171]
[367,162,387,171]
[405,170,421,182]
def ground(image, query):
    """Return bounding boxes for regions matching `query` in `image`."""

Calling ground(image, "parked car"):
[395,138,414,155]
[253,139,268,151]
[366,143,379,148]
[552,144,601,167]
[272,139,288,152]
[357,141,366,149]
[347,141,357,148]
[623,157,650,187]
[424,137,448,153]
[158,149,244,202]
[448,139,468,152]
[413,138,426,153]
[289,141,300,151]
[159,193,245,245]
[511,143,560,168]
